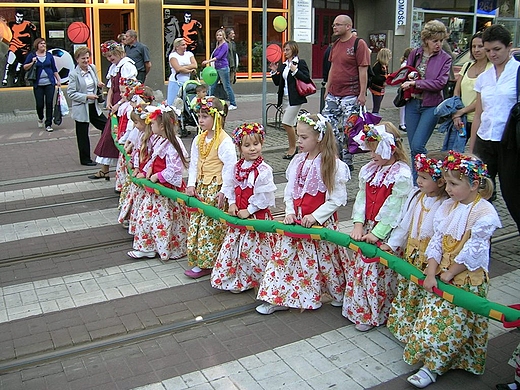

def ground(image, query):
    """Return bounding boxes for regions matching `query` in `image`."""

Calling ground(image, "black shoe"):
[283,150,297,160]
[81,161,97,166]
[496,381,520,390]
[399,125,407,132]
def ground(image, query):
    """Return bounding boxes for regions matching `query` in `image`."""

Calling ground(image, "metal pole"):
[261,0,267,127]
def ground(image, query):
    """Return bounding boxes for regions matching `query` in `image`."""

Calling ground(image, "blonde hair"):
[421,20,448,44]
[443,153,494,200]
[297,114,338,192]
[174,38,185,49]
[139,123,153,165]
[376,48,392,66]
[154,110,188,168]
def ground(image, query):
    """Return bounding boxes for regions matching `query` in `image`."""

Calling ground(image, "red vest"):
[365,182,394,221]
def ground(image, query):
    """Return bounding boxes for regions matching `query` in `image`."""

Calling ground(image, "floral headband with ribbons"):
[414,154,443,181]
[232,122,265,145]
[101,40,123,54]
[144,103,181,124]
[442,150,488,184]
[297,113,328,141]
[120,77,144,98]
[193,97,225,117]
[353,124,396,159]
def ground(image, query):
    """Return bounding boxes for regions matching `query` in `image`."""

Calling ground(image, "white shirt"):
[474,57,520,141]
[169,51,195,83]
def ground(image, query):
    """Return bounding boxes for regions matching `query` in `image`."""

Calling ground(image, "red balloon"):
[266,44,282,63]
[67,22,90,44]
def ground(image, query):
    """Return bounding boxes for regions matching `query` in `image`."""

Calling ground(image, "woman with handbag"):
[23,38,61,132]
[400,20,452,182]
[471,24,520,230]
[67,46,108,166]
[269,40,312,160]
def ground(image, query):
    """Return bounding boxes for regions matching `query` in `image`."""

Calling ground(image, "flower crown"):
[297,113,328,141]
[120,77,143,98]
[353,124,396,159]
[232,122,265,145]
[442,151,488,184]
[145,103,180,124]
[414,154,443,181]
[101,40,123,54]
[193,97,225,117]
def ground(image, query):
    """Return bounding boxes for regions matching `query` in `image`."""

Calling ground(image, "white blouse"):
[106,57,138,88]
[425,197,501,271]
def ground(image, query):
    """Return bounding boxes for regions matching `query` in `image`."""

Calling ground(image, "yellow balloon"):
[273,16,287,33]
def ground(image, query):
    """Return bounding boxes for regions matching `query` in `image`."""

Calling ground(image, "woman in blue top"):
[202,28,237,109]
[23,38,62,132]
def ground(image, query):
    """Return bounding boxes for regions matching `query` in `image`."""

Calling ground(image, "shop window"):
[416,0,473,13]
[164,9,205,81]
[251,11,286,73]
[0,7,41,88]
[164,0,204,5]
[251,0,284,8]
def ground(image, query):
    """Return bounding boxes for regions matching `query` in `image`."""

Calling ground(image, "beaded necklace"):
[198,131,216,159]
[296,153,318,187]
[368,162,395,192]
[235,156,263,182]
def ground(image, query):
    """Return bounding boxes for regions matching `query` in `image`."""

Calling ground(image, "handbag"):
[53,89,62,126]
[501,66,520,151]
[295,78,317,97]
[393,86,407,108]
[345,106,382,154]
[97,86,105,103]
[25,62,37,82]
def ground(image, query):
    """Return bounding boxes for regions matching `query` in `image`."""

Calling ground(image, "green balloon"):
[201,66,218,86]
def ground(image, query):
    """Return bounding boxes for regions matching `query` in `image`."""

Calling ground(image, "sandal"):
[407,367,437,388]
[282,150,297,160]
[88,170,110,181]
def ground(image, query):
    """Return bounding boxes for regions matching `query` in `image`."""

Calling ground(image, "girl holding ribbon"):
[185,97,237,279]
[403,151,500,389]
[256,113,350,315]
[211,123,277,293]
[128,105,189,262]
[343,122,413,331]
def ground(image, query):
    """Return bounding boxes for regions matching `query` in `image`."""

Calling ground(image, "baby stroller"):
[174,79,201,137]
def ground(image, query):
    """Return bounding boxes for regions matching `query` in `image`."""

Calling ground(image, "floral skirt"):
[187,180,226,269]
[115,153,127,192]
[509,343,520,382]
[132,191,188,260]
[387,273,426,342]
[118,182,145,232]
[257,219,347,310]
[403,283,489,375]
[211,218,276,292]
[342,221,396,326]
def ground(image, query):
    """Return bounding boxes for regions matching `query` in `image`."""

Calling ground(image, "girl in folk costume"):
[404,151,501,389]
[185,97,237,279]
[117,104,151,231]
[342,122,413,331]
[256,113,350,315]
[382,152,448,342]
[127,104,189,261]
[211,123,277,293]
[90,40,137,181]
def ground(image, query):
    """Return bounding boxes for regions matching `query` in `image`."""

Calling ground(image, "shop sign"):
[395,0,407,36]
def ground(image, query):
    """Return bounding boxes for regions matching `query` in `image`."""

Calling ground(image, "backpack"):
[353,38,374,89]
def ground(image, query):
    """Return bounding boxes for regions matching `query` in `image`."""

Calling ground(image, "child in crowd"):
[369,48,392,115]
[404,151,501,389]
[190,83,208,110]
[211,123,277,293]
[343,122,413,331]
[118,104,150,231]
[382,152,448,342]
[398,47,412,132]
[185,97,237,278]
[127,105,189,261]
[256,113,350,315]
[496,343,520,390]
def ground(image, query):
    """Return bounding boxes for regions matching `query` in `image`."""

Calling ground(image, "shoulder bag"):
[25,62,37,82]
[501,65,520,151]
[295,78,317,97]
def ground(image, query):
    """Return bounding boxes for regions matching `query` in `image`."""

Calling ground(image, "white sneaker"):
[46,126,53,132]
[355,323,374,332]
[330,300,343,307]
[255,302,289,315]
[228,105,237,110]
[407,367,437,388]
[37,119,44,128]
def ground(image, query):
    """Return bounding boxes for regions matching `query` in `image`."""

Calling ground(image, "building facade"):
[0,0,517,113]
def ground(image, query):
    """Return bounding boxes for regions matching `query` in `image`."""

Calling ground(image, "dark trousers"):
[33,84,55,127]
[136,70,146,84]
[473,136,499,202]
[371,94,384,114]
[76,103,107,164]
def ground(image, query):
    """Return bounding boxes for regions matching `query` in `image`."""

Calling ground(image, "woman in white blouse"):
[167,38,197,105]
[67,46,107,166]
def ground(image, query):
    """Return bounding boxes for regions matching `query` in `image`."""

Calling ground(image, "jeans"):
[321,93,357,166]
[405,98,438,182]
[34,84,55,127]
[167,80,181,106]
[210,66,236,106]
